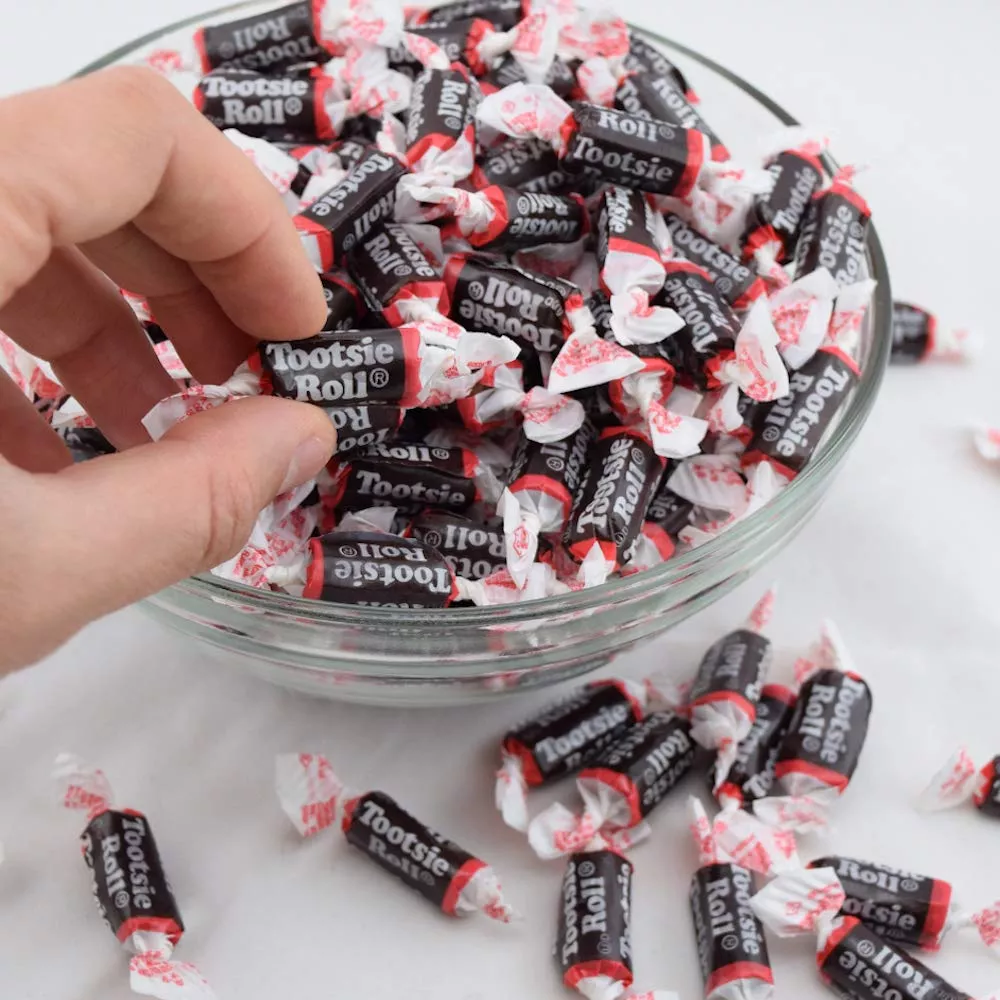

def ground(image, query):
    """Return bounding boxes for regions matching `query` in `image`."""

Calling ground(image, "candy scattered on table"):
[52,754,216,1000]
[276,752,518,920]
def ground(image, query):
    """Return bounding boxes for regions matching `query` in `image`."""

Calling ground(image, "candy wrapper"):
[711,684,798,810]
[276,753,517,920]
[890,301,980,364]
[53,754,215,1000]
[497,674,660,831]
[195,54,411,142]
[793,175,871,289]
[557,836,636,1000]
[295,147,409,269]
[527,711,695,859]
[808,854,1000,955]
[687,798,774,1000]
[919,748,1000,819]
[562,426,667,584]
[752,868,975,1000]
[754,622,873,833]
[687,587,777,788]
[594,185,685,346]
[476,85,710,199]
[742,139,826,271]
[445,252,593,356]
[664,213,766,310]
[973,424,1000,464]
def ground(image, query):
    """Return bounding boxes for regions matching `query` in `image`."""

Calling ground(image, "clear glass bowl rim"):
[75,4,892,627]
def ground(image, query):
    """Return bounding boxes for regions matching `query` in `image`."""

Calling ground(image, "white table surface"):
[2,1,1000,997]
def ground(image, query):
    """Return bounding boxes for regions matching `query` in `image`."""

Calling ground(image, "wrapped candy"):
[496,674,659,831]
[664,213,767,310]
[527,711,696,858]
[687,587,777,788]
[752,868,975,1000]
[406,508,510,580]
[753,623,873,833]
[711,684,798,810]
[195,57,411,142]
[557,836,636,1000]
[294,148,409,270]
[742,140,825,269]
[793,175,871,289]
[444,252,592,356]
[890,302,979,364]
[593,185,684,346]
[345,221,455,328]
[53,754,215,1000]
[327,440,502,516]
[919,748,1000,818]
[276,753,517,920]
[687,799,774,1000]
[562,425,667,583]
[808,855,1000,954]
[476,85,711,199]
[142,0,341,75]
[614,69,728,161]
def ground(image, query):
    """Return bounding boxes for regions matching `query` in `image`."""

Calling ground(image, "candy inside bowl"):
[64,2,890,705]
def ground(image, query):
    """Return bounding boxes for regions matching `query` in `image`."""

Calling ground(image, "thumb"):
[0,396,335,671]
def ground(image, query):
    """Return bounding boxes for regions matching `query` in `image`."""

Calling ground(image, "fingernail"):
[280,434,332,493]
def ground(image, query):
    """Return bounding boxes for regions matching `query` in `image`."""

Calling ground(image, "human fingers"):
[0,65,326,342]
[0,371,72,473]
[0,396,336,672]
[0,248,177,448]
[79,224,257,384]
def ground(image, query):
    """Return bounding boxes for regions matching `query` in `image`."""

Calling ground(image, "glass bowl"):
[78,3,892,705]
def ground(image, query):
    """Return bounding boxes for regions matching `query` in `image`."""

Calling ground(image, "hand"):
[0,67,337,672]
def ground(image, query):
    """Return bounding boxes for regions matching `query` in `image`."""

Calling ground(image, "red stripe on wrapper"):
[816,917,858,978]
[674,128,707,200]
[640,523,675,563]
[706,960,774,992]
[691,690,757,724]
[192,83,206,112]
[733,277,768,310]
[789,148,825,177]
[340,794,360,832]
[502,737,545,786]
[607,235,661,264]
[192,28,210,73]
[399,324,424,408]
[973,761,994,808]
[568,538,619,568]
[441,857,488,916]
[443,253,468,300]
[293,215,334,271]
[774,758,850,794]
[579,767,643,827]
[117,915,184,948]
[711,144,731,162]
[466,186,512,248]
[742,224,782,263]
[761,684,797,707]
[508,473,573,525]
[602,679,645,724]
[715,782,744,807]
[663,259,713,281]
[406,130,455,170]
[919,878,954,950]
[313,69,337,141]
[827,181,870,219]
[303,537,325,599]
[819,345,861,376]
[922,313,939,361]
[564,959,633,993]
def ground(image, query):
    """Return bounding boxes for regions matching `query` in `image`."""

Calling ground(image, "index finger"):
[0,65,326,340]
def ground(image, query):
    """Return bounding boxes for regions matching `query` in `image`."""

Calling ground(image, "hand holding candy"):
[0,68,337,671]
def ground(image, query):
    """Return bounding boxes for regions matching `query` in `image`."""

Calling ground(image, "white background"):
[2,1,1000,997]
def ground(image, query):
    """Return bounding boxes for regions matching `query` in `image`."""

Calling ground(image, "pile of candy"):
[8,0,882,608]
[48,595,998,1000]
